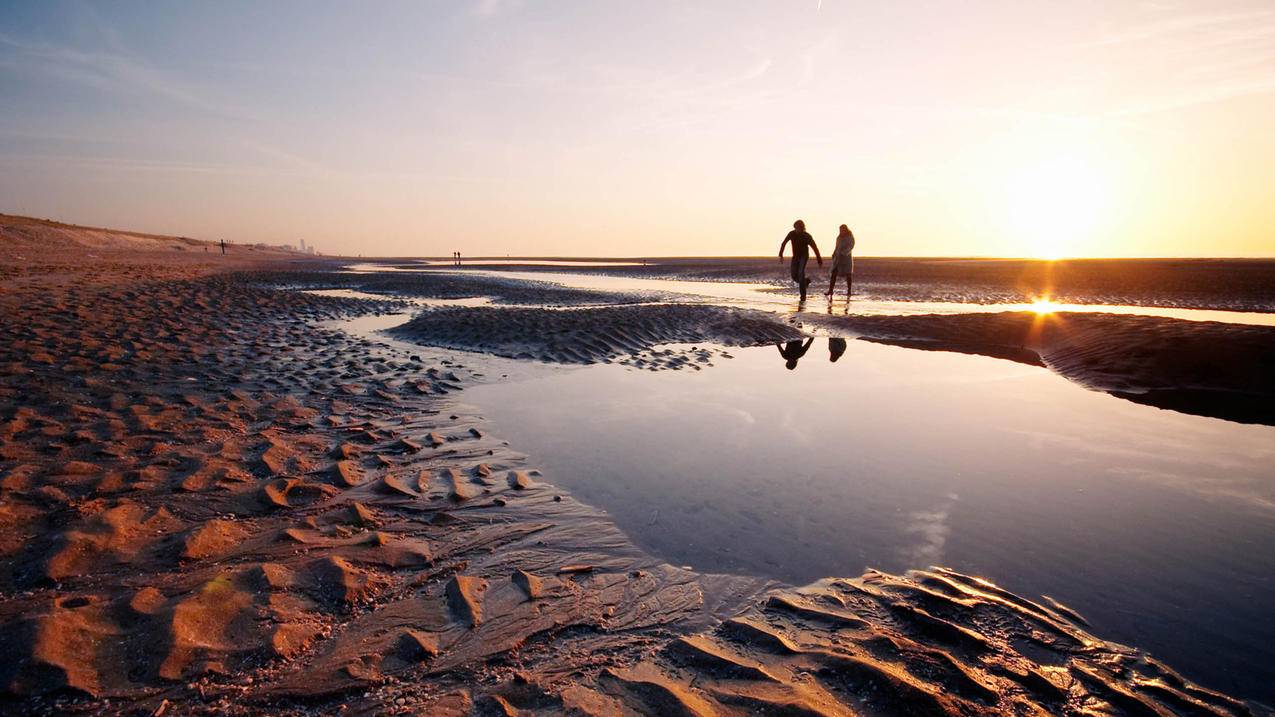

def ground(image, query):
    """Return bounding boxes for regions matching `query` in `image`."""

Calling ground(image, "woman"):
[825,224,855,298]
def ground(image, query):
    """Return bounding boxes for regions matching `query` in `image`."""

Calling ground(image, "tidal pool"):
[463,338,1275,702]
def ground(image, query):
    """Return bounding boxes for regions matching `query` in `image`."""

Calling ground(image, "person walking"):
[825,224,855,298]
[220,239,226,255]
[778,219,822,300]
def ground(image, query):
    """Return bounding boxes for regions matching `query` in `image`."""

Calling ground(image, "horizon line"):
[3,212,1273,262]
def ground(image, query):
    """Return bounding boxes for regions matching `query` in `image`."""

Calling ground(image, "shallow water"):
[301,288,494,309]
[340,262,1275,325]
[464,339,1275,701]
[441,267,1275,327]
[416,259,646,267]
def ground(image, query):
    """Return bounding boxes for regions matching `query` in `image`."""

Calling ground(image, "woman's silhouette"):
[828,337,847,362]
[825,224,855,298]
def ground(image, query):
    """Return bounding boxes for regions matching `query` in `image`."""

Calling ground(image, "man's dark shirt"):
[783,230,816,258]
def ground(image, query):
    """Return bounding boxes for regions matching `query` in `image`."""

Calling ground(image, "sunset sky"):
[2,1,1273,258]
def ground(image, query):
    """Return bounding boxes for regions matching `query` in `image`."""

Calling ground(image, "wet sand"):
[370,255,1275,313]
[811,310,1275,425]
[387,300,1275,425]
[1,224,1270,714]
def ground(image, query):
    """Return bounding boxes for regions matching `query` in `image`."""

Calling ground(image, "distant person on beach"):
[825,224,855,298]
[777,337,814,370]
[220,239,225,255]
[778,219,822,300]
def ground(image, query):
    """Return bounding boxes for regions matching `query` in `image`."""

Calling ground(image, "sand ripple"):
[391,304,805,367]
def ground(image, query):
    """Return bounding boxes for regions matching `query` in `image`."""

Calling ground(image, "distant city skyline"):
[2,1,1273,258]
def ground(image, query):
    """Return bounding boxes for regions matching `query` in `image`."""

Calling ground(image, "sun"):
[1030,298,1059,314]
[1001,155,1112,260]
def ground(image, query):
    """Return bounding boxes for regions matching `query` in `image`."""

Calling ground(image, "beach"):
[2,217,1273,715]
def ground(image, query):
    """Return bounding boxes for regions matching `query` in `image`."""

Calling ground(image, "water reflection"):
[778,337,853,366]
[776,338,814,369]
[464,340,1275,700]
[828,337,847,362]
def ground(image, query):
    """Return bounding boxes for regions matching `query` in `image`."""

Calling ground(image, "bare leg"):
[845,274,852,298]
[826,269,838,296]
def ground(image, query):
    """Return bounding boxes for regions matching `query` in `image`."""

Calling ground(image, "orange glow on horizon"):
[1030,298,1060,315]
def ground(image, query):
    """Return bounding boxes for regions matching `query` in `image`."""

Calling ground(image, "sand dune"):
[0,213,316,256]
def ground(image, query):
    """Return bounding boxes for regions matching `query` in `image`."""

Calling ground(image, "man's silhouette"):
[778,219,821,300]
[777,338,814,370]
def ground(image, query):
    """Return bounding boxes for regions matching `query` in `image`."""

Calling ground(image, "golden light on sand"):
[1002,154,1113,260]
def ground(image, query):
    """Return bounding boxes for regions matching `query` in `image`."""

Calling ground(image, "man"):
[776,338,814,370]
[219,239,226,255]
[778,219,822,300]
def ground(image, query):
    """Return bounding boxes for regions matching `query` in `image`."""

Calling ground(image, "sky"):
[1,1,1273,258]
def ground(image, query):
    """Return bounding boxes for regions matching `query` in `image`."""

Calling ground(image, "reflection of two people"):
[776,337,847,370]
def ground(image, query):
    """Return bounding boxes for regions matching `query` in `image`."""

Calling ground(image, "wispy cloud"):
[472,0,522,20]
[241,140,334,177]
[1082,5,1275,115]
[0,31,257,121]
[900,494,959,567]
[0,151,272,176]
[0,148,501,185]
[1090,8,1275,46]
[1113,77,1275,116]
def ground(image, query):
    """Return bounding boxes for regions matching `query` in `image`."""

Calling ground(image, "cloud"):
[241,140,334,176]
[1090,8,1275,46]
[900,494,959,567]
[0,31,257,121]
[1112,78,1275,116]
[472,0,522,20]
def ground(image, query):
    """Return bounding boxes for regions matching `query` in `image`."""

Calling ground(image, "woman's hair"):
[839,224,850,236]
